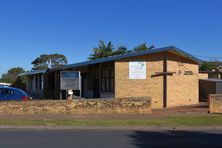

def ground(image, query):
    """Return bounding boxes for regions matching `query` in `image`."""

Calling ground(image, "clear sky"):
[0,0,222,75]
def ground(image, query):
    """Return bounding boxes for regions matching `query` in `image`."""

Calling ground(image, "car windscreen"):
[13,89,27,96]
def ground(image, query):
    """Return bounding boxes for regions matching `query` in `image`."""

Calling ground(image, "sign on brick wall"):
[129,61,146,79]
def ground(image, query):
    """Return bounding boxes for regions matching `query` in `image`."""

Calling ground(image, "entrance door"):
[93,79,100,98]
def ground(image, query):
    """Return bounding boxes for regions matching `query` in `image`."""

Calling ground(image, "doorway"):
[93,79,100,98]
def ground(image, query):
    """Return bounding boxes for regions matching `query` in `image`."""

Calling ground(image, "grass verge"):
[0,115,222,126]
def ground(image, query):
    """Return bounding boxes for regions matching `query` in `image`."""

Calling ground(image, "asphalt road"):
[0,129,222,148]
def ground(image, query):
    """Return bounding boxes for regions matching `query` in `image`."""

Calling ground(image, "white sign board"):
[129,61,146,79]
[60,71,81,90]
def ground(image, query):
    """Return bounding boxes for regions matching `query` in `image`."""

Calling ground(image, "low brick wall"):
[209,94,222,113]
[0,97,151,114]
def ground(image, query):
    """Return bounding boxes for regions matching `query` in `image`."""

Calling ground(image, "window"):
[40,74,44,90]
[0,88,5,95]
[82,73,93,90]
[0,88,14,95]
[48,73,55,90]
[30,77,33,89]
[35,75,38,89]
[101,66,114,92]
[33,74,44,90]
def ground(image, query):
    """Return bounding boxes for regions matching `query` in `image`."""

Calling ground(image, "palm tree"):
[88,41,155,60]
[88,41,114,60]
[112,46,129,56]
[133,43,155,52]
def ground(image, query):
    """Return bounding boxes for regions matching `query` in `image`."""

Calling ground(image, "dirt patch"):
[152,102,209,116]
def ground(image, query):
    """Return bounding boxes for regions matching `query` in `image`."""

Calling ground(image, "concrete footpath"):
[0,125,221,131]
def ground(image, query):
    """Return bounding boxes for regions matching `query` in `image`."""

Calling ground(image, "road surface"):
[0,128,222,148]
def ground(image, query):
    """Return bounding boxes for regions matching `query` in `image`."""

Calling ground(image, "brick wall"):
[199,73,208,79]
[115,53,164,109]
[167,53,199,107]
[0,97,151,114]
[209,94,222,113]
[115,51,200,109]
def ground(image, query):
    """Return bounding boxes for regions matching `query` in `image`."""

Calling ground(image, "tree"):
[200,61,222,71]
[88,41,155,60]
[13,76,27,91]
[32,53,67,70]
[0,67,25,84]
[112,46,129,56]
[88,41,114,60]
[133,43,155,52]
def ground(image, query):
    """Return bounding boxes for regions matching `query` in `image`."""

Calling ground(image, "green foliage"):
[133,43,155,52]
[88,41,115,60]
[32,53,68,70]
[13,76,27,91]
[112,46,129,56]
[0,67,25,84]
[88,41,155,60]
[200,61,221,71]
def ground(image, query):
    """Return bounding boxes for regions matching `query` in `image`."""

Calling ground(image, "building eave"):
[50,46,201,71]
[18,69,47,77]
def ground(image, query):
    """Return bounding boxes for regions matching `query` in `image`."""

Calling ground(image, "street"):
[0,129,222,148]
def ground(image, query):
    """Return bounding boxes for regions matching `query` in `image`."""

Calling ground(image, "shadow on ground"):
[130,130,222,148]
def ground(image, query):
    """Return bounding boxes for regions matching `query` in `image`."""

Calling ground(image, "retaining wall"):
[0,97,151,114]
[209,94,222,113]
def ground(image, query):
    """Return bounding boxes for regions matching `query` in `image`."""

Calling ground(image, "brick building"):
[199,71,222,79]
[20,46,203,108]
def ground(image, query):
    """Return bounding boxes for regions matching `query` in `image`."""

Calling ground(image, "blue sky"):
[0,0,222,75]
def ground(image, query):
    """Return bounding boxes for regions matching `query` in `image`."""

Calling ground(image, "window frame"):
[101,65,114,93]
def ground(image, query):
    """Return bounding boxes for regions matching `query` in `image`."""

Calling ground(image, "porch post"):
[163,54,168,108]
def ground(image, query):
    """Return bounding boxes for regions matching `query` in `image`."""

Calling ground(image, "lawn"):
[0,115,222,126]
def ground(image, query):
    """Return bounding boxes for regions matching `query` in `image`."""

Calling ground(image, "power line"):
[193,55,222,61]
[194,55,222,59]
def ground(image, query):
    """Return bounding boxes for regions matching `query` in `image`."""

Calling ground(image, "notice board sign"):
[129,61,146,79]
[60,71,81,90]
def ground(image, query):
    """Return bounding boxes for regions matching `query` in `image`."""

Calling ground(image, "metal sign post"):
[67,89,73,100]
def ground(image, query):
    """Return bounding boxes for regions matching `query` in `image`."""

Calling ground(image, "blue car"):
[0,86,29,101]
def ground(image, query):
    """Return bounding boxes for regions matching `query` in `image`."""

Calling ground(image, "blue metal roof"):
[51,46,201,71]
[18,69,47,77]
[19,46,201,76]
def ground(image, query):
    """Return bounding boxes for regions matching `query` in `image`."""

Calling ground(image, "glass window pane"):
[110,79,114,92]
